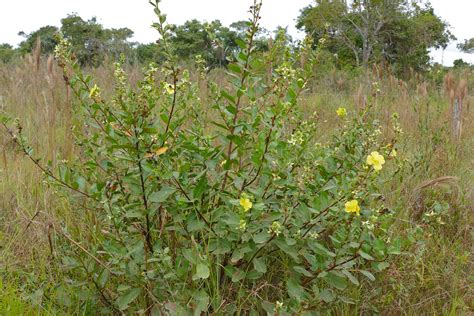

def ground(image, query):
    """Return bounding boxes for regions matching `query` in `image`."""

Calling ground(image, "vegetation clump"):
[0,0,472,314]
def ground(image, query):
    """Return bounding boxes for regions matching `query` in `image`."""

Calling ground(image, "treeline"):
[1,15,136,66]
[0,14,276,68]
[0,0,472,75]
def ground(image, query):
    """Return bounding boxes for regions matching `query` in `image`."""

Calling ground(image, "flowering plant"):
[0,0,401,313]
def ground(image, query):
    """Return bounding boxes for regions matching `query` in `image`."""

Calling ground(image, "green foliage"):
[457,38,474,54]
[383,6,455,75]
[0,44,16,63]
[16,14,135,66]
[135,43,162,65]
[18,25,59,56]
[60,14,135,66]
[1,1,403,313]
[453,59,470,68]
[168,19,237,67]
[0,280,34,315]
[138,19,270,67]
[297,0,454,74]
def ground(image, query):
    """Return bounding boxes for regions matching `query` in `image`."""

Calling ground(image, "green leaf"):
[116,287,141,310]
[149,186,176,203]
[341,270,359,286]
[193,291,209,316]
[349,242,360,249]
[246,270,262,280]
[319,288,335,303]
[97,269,109,288]
[388,238,402,255]
[358,250,375,261]
[187,217,206,232]
[124,209,143,218]
[194,263,210,280]
[215,240,232,255]
[193,176,208,199]
[323,271,348,290]
[287,278,306,301]
[359,270,375,281]
[235,38,247,50]
[274,238,300,261]
[339,295,356,304]
[221,90,236,104]
[253,258,267,273]
[253,231,270,244]
[373,262,390,272]
[182,249,197,264]
[309,241,336,257]
[232,269,245,282]
[261,301,275,314]
[228,63,242,74]
[75,176,86,191]
[293,266,313,277]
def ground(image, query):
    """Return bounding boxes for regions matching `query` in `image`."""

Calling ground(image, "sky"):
[0,0,472,66]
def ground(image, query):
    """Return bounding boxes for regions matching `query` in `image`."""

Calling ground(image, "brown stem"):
[219,3,261,195]
[163,72,178,139]
[135,139,154,254]
[302,253,361,286]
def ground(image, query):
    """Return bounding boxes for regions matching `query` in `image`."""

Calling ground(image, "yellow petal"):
[155,147,169,156]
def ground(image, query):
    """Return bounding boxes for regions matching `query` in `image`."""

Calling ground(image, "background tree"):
[297,0,454,74]
[18,26,59,56]
[453,58,470,68]
[104,27,136,60]
[0,44,16,63]
[165,19,241,67]
[135,42,162,64]
[60,14,135,66]
[16,14,135,66]
[230,20,270,52]
[457,38,474,54]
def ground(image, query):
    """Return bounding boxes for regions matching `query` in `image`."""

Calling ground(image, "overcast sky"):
[1,0,472,66]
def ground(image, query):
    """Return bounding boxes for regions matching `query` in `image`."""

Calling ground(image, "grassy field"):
[0,56,472,314]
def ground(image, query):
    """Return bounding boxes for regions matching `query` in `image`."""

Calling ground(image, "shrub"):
[1,0,401,313]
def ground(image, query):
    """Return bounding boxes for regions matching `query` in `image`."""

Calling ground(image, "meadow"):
[0,5,473,315]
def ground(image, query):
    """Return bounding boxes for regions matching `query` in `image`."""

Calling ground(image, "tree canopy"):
[0,43,15,63]
[18,25,59,56]
[297,0,454,74]
[457,38,474,54]
[136,19,270,67]
[17,14,135,66]
[60,14,135,66]
[3,3,461,73]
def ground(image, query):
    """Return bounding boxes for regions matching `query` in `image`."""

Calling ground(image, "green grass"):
[0,279,39,315]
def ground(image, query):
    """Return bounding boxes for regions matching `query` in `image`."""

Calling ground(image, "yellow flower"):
[89,84,101,99]
[165,83,175,95]
[336,107,347,117]
[345,200,361,216]
[239,196,252,212]
[389,149,397,158]
[366,151,385,171]
[144,146,168,159]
